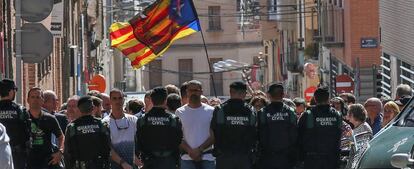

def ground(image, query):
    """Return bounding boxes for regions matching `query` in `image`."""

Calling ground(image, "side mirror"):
[391,153,414,168]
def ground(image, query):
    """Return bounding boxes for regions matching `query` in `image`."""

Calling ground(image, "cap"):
[0,79,17,92]
[230,81,247,91]
[395,95,412,106]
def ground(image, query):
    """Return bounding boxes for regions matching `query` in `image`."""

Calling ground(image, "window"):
[178,59,193,86]
[268,0,277,11]
[210,58,223,96]
[343,67,349,75]
[208,6,221,31]
[149,60,162,89]
[37,63,42,79]
[381,53,392,97]
[380,27,382,42]
[400,61,413,87]
[237,0,241,12]
[339,0,343,8]
[37,57,51,80]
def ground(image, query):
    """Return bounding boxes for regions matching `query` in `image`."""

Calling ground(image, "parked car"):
[349,97,414,168]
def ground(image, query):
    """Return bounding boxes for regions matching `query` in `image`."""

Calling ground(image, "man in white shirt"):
[103,89,138,169]
[176,80,215,169]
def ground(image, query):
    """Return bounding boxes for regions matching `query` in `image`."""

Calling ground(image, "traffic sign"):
[88,74,107,93]
[336,75,354,94]
[21,23,53,63]
[21,0,54,22]
[304,86,317,102]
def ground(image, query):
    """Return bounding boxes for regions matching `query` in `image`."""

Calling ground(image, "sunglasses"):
[111,114,130,130]
[114,119,130,130]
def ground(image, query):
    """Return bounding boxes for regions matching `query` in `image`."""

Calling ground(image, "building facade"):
[0,0,108,105]
[379,0,414,99]
[269,0,319,99]
[138,0,278,96]
[318,0,380,102]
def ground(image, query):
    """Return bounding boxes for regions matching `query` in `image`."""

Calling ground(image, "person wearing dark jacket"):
[0,79,31,169]
[64,96,111,169]
[257,83,298,169]
[210,81,257,169]
[298,86,342,169]
[135,87,183,169]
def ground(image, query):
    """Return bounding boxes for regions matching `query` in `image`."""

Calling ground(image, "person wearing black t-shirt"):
[42,90,69,134]
[27,87,64,169]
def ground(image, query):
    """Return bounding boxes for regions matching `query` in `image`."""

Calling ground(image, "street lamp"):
[213,59,254,93]
[213,59,250,72]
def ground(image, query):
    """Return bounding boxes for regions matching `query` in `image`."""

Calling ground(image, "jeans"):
[143,156,177,169]
[180,160,215,169]
[216,153,251,169]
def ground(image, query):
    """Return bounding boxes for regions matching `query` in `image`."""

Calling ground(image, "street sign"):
[336,74,354,94]
[21,0,54,22]
[21,23,53,63]
[304,86,317,102]
[51,0,64,37]
[361,38,378,48]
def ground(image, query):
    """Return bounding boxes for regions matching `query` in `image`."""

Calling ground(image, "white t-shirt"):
[176,103,215,161]
[103,113,137,166]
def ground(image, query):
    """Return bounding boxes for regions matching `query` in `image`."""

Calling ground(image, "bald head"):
[42,90,58,113]
[364,97,383,117]
[99,93,111,112]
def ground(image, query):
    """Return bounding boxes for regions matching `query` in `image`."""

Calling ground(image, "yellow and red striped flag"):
[110,0,201,69]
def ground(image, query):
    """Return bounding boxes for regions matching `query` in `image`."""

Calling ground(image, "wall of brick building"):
[21,16,64,107]
[344,0,380,68]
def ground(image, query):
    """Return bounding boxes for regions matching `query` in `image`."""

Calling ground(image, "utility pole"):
[15,0,22,103]
[62,0,70,100]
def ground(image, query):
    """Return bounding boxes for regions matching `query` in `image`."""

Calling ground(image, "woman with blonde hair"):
[382,101,400,127]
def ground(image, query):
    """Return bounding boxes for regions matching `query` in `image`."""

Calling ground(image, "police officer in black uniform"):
[64,96,111,169]
[0,79,31,169]
[135,87,183,169]
[210,81,256,169]
[298,86,342,169]
[257,83,297,169]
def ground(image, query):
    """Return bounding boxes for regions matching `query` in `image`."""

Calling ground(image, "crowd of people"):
[0,77,412,169]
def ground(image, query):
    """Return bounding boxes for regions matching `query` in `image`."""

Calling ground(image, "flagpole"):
[200,30,217,98]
